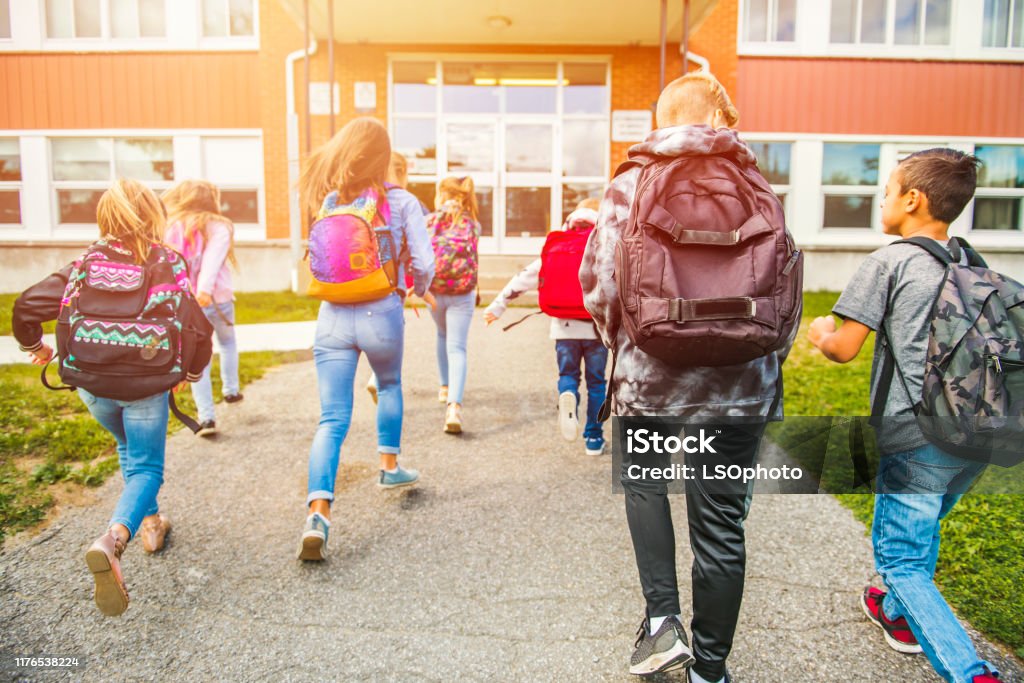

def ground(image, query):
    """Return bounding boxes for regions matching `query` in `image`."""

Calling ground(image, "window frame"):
[745,139,794,222]
[199,135,265,233]
[48,135,175,229]
[972,143,1024,232]
[739,0,798,44]
[0,137,23,228]
[43,0,168,42]
[198,0,259,46]
[828,0,952,48]
[982,0,1024,48]
[820,142,883,231]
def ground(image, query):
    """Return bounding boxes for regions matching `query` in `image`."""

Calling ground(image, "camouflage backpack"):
[873,237,1024,467]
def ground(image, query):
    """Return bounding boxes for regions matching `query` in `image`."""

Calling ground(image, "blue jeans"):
[307,294,405,505]
[193,301,240,422]
[555,339,608,441]
[430,292,475,405]
[78,389,168,539]
[873,443,993,683]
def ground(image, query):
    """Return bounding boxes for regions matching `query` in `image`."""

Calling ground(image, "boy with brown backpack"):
[580,72,802,681]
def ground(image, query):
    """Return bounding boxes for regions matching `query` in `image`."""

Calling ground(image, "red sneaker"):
[860,586,922,654]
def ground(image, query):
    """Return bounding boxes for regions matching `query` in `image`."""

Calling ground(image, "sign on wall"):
[308,83,340,116]
[354,82,377,112]
[611,110,653,142]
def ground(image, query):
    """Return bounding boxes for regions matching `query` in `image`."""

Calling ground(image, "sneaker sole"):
[558,392,579,442]
[196,427,217,438]
[585,445,605,455]
[378,477,419,490]
[367,385,378,405]
[860,593,923,654]
[85,549,128,617]
[444,421,462,434]
[629,640,696,676]
[297,533,326,561]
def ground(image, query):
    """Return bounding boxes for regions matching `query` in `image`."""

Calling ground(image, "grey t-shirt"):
[832,240,951,454]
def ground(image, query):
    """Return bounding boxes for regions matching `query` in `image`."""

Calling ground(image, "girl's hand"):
[422,292,437,312]
[197,292,213,307]
[484,311,498,326]
[173,380,189,394]
[29,344,54,366]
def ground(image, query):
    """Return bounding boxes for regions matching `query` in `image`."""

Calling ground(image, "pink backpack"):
[428,212,479,295]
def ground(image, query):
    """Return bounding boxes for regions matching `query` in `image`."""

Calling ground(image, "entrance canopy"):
[277,0,718,46]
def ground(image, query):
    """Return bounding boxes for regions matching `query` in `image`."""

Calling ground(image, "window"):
[201,137,262,225]
[822,143,880,229]
[973,145,1024,231]
[830,0,951,45]
[0,1,11,40]
[51,137,173,224]
[561,183,603,223]
[743,0,797,42]
[983,0,1024,48]
[0,139,21,225]
[46,0,166,39]
[748,141,792,207]
[201,0,255,37]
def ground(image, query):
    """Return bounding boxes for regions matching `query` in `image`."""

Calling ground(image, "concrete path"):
[1,313,1021,682]
[0,321,318,365]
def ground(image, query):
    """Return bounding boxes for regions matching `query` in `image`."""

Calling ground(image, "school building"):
[0,0,1022,294]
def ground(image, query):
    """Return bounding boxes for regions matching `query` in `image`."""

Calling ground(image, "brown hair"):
[656,71,739,129]
[897,148,981,224]
[387,152,409,189]
[576,197,601,211]
[299,117,391,217]
[435,176,478,224]
[161,179,238,270]
[96,178,166,265]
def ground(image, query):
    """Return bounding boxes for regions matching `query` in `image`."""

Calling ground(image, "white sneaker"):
[444,403,462,434]
[558,391,580,442]
[438,386,448,404]
[366,375,378,405]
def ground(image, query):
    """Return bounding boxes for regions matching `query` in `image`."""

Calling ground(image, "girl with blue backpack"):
[297,117,435,562]
[12,178,213,616]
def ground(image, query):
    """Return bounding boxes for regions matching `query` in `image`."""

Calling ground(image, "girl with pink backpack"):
[427,176,481,434]
[296,118,435,562]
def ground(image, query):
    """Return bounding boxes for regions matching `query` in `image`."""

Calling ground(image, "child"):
[12,178,213,616]
[163,180,241,437]
[484,198,608,455]
[428,176,481,434]
[297,117,435,561]
[808,148,999,683]
[580,72,798,682]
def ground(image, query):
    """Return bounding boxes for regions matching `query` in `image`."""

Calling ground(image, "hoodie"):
[485,207,599,340]
[579,125,797,418]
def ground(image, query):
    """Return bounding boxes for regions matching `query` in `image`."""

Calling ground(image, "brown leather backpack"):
[614,151,803,367]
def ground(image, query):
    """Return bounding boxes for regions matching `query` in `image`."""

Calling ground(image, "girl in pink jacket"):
[162,180,241,437]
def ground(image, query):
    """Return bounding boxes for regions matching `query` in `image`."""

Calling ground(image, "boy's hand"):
[808,315,837,349]
[484,311,498,326]
[28,344,54,366]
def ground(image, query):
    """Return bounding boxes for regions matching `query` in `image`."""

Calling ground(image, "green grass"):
[786,292,1024,657]
[0,350,310,545]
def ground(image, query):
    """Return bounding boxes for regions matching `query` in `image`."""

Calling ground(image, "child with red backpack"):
[484,199,608,455]
[12,178,213,617]
[428,176,481,435]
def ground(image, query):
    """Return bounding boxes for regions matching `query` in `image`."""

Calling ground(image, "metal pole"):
[328,0,335,135]
[682,0,690,74]
[659,0,667,92]
[303,0,312,156]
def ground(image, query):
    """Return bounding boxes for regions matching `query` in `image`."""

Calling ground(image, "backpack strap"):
[895,236,954,265]
[501,310,544,331]
[40,359,75,392]
[169,391,201,433]
[613,159,645,178]
[952,236,988,268]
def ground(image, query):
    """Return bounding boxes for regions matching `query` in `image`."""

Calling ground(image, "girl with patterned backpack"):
[296,117,435,562]
[11,178,214,617]
[427,176,481,434]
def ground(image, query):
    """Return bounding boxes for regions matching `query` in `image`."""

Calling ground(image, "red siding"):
[0,53,261,129]
[737,57,1024,137]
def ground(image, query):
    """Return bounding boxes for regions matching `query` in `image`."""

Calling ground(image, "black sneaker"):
[630,615,695,676]
[196,420,217,437]
[688,667,732,683]
[223,393,244,404]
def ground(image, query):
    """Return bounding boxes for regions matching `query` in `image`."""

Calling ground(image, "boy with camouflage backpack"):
[809,149,1014,683]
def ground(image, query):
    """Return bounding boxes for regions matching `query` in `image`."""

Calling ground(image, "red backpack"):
[538,225,593,320]
[615,146,803,367]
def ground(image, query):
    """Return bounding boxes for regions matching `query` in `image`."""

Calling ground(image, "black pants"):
[622,421,766,682]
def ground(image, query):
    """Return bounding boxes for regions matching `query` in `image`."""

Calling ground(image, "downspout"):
[684,50,710,72]
[285,38,318,292]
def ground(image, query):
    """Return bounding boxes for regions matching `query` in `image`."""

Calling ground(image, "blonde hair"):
[387,152,409,189]
[656,71,739,129]
[300,117,391,217]
[435,176,478,224]
[161,179,238,270]
[576,197,601,211]
[96,178,166,265]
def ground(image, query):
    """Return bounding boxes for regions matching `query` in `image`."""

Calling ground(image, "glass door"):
[502,120,557,253]
[442,119,498,252]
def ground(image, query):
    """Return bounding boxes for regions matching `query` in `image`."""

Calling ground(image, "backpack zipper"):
[988,355,1024,373]
[783,250,801,275]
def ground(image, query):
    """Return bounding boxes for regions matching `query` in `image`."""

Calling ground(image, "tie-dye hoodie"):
[580,124,798,418]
